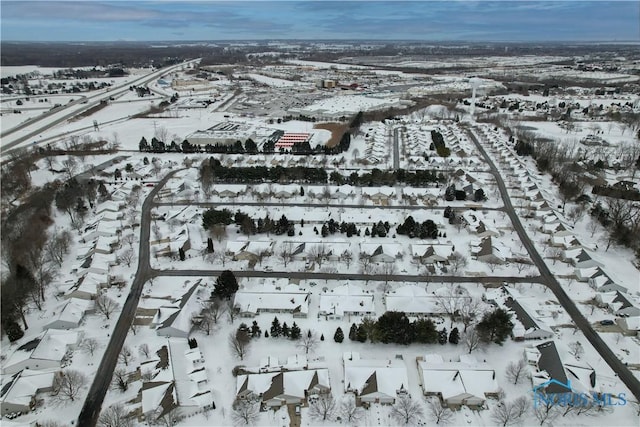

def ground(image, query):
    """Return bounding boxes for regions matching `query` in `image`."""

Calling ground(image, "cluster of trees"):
[129,85,151,97]
[331,168,447,187]
[267,317,302,340]
[334,307,512,348]
[590,199,640,253]
[202,209,296,237]
[396,216,439,239]
[200,158,328,186]
[431,130,451,157]
[364,221,390,238]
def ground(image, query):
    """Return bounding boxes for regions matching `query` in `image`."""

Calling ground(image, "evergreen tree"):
[334,327,344,343]
[282,322,290,338]
[320,333,324,341]
[213,270,238,300]
[356,325,367,343]
[4,320,24,342]
[412,318,438,344]
[179,247,185,261]
[290,322,301,340]
[438,328,448,345]
[207,238,214,253]
[270,317,281,338]
[449,327,460,344]
[251,321,261,338]
[376,311,413,344]
[477,308,514,345]
[264,330,269,338]
[349,323,358,341]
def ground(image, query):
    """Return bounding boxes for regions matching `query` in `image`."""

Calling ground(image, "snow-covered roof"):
[0,369,55,409]
[418,354,499,402]
[168,339,212,409]
[234,283,310,315]
[384,285,439,314]
[343,352,409,400]
[319,284,374,316]
[44,298,93,330]
[156,281,206,337]
[236,369,330,401]
[2,330,79,374]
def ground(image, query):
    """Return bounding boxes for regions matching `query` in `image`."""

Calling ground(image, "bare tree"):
[458,297,481,332]
[309,391,337,421]
[139,343,150,358]
[448,252,468,274]
[226,299,238,323]
[118,345,134,366]
[118,248,135,267]
[229,329,251,361]
[309,244,327,268]
[80,338,99,356]
[51,369,87,402]
[232,398,260,426]
[99,404,134,427]
[62,156,78,180]
[278,242,293,267]
[338,395,363,424]
[486,258,502,272]
[198,300,226,335]
[588,220,600,238]
[122,234,136,248]
[568,341,584,360]
[464,328,482,354]
[359,254,374,276]
[435,285,467,327]
[377,262,397,289]
[341,250,353,268]
[505,358,528,385]
[491,396,530,426]
[533,395,560,426]
[95,294,120,320]
[296,330,319,355]
[46,229,72,267]
[391,395,426,425]
[112,367,129,392]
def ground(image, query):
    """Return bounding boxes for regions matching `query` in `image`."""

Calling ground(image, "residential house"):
[343,352,409,405]
[485,286,554,340]
[2,330,80,375]
[0,369,55,416]
[319,284,374,319]
[359,243,403,263]
[43,298,94,330]
[417,354,500,409]
[384,285,439,317]
[234,282,310,318]
[362,186,395,205]
[526,341,596,395]
[410,244,453,265]
[236,369,330,409]
[155,282,207,338]
[471,237,507,264]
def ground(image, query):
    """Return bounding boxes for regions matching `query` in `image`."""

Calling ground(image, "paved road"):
[77,171,179,427]
[392,126,403,170]
[465,126,640,402]
[154,200,504,211]
[151,268,544,284]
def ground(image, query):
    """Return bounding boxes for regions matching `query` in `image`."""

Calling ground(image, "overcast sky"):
[1,1,638,42]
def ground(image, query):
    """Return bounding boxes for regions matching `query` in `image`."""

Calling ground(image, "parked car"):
[599,319,615,325]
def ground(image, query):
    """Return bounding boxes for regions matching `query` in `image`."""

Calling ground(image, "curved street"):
[465,126,640,402]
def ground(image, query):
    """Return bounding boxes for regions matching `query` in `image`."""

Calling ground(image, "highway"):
[1,59,199,154]
[465,126,640,402]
